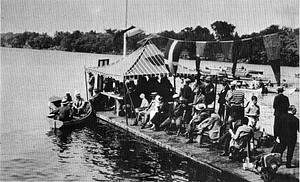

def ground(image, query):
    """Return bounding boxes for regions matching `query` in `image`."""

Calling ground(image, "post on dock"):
[123,77,128,126]
[213,75,217,110]
[84,66,88,100]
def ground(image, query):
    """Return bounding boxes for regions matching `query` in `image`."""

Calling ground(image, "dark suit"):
[273,93,290,138]
[273,113,299,165]
[219,118,243,154]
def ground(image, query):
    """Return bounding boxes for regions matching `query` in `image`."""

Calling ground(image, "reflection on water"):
[45,120,224,181]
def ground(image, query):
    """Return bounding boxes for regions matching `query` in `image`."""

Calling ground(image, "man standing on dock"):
[273,87,290,139]
[272,105,298,168]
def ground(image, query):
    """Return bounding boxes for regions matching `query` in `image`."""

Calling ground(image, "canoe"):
[47,100,94,129]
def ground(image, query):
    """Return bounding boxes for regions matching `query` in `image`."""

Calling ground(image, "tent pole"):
[123,77,128,125]
[213,75,217,110]
[173,75,176,94]
[84,66,88,101]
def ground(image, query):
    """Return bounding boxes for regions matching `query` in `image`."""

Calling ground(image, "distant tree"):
[211,21,236,40]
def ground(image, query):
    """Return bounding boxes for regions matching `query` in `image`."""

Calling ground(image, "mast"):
[123,0,128,57]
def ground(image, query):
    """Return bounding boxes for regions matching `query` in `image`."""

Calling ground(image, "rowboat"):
[47,97,95,129]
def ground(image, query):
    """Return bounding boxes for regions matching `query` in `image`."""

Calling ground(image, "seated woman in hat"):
[140,92,161,129]
[72,92,85,116]
[185,104,210,143]
[194,113,221,147]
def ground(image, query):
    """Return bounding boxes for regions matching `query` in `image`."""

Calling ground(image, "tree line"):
[1,21,299,66]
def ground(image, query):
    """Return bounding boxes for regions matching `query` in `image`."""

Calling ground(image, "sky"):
[1,0,299,36]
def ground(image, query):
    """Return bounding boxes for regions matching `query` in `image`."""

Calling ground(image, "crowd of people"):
[101,75,298,168]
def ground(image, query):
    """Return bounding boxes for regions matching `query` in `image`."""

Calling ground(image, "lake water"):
[1,47,299,181]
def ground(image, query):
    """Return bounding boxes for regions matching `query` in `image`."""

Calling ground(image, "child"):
[245,95,260,130]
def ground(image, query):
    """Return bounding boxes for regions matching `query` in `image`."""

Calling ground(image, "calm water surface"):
[1,47,299,181]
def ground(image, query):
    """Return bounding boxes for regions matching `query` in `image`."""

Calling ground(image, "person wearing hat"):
[217,78,230,122]
[64,92,72,103]
[88,72,95,98]
[140,93,161,129]
[179,78,193,104]
[159,95,187,134]
[272,105,299,168]
[272,87,290,139]
[195,113,222,147]
[72,92,85,116]
[204,76,215,107]
[226,80,245,120]
[50,98,73,121]
[185,103,210,143]
[218,112,243,156]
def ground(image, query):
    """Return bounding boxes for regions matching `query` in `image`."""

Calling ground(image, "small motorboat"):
[47,96,94,129]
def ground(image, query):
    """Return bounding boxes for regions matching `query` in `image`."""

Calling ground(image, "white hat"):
[195,103,206,111]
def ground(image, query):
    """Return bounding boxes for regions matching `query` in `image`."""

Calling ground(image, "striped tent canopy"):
[85,42,197,80]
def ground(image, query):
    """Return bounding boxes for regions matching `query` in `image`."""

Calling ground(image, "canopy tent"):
[85,42,198,80]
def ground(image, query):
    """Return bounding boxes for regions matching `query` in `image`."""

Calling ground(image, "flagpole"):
[123,0,128,57]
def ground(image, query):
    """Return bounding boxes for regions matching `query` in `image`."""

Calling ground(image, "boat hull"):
[47,101,95,129]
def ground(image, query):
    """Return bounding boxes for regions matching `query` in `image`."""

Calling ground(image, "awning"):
[85,42,200,80]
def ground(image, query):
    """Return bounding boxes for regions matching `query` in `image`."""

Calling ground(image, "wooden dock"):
[96,111,299,182]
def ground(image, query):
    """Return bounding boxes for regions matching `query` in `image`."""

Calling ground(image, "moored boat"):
[47,97,95,129]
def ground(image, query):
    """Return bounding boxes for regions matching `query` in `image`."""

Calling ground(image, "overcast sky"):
[1,0,299,36]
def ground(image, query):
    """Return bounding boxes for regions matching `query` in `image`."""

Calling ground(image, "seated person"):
[51,98,73,121]
[218,112,243,156]
[64,92,72,102]
[185,104,210,143]
[159,94,187,134]
[195,113,222,147]
[141,93,161,129]
[228,117,253,159]
[149,96,170,131]
[72,92,85,116]
[131,93,149,126]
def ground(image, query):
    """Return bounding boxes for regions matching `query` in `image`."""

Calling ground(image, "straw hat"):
[75,92,81,97]
[195,103,206,111]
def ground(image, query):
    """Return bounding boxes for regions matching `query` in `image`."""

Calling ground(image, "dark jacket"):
[52,105,73,121]
[218,85,230,103]
[278,113,299,142]
[180,85,193,103]
[273,94,290,116]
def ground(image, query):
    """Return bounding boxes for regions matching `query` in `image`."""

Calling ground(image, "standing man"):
[88,72,95,98]
[227,81,245,120]
[273,87,290,139]
[218,79,230,121]
[272,105,298,168]
[204,76,215,108]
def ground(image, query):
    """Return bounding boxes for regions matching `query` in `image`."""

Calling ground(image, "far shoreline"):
[1,46,299,68]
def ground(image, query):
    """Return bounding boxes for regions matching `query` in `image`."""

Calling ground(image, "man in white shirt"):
[131,93,149,126]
